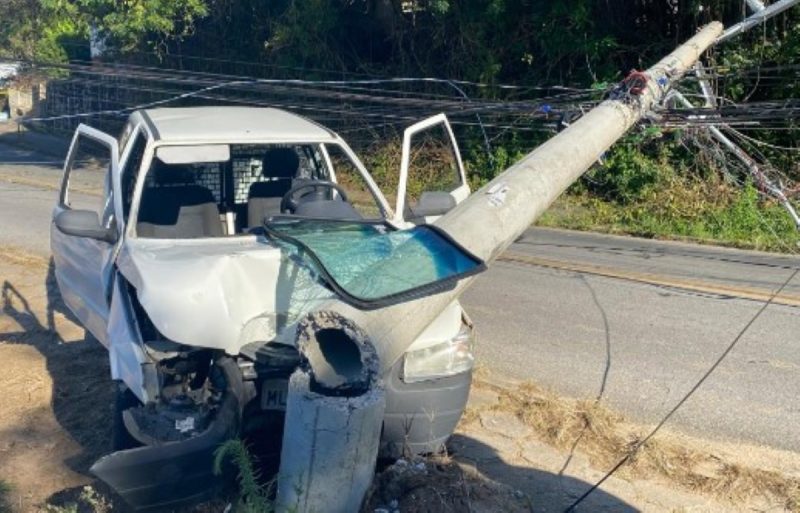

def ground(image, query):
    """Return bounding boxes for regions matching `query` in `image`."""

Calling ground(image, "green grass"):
[214,439,274,513]
[0,480,11,513]
[348,133,799,254]
[539,178,800,253]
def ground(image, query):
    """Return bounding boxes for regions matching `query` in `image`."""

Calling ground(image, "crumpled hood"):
[117,237,334,354]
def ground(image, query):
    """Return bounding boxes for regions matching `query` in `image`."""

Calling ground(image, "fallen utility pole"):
[325,22,725,373]
[276,23,723,513]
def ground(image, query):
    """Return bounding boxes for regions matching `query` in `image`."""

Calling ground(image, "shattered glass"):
[265,219,484,307]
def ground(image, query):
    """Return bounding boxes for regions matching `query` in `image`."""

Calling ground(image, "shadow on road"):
[449,434,638,512]
[0,129,70,164]
[0,258,113,475]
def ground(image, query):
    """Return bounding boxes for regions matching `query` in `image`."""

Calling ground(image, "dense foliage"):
[2,1,795,84]
[1,1,798,250]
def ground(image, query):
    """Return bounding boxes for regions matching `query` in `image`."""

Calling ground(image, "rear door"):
[393,113,469,225]
[50,125,120,345]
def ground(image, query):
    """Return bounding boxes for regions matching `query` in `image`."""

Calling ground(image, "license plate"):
[261,379,288,411]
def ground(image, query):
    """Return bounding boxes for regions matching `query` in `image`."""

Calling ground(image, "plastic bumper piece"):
[91,358,243,511]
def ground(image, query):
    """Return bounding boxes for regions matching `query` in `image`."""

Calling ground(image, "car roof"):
[139,107,338,143]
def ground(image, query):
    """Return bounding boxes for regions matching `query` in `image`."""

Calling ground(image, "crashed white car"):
[51,107,481,509]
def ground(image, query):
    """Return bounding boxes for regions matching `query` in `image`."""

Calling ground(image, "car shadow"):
[448,433,639,512]
[0,257,114,476]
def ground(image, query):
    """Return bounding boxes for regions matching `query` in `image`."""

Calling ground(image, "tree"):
[0,0,209,62]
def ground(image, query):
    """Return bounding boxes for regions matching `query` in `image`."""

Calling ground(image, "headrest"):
[262,148,299,179]
[152,162,197,185]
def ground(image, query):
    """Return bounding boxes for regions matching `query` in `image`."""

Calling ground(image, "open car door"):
[393,113,469,225]
[50,124,120,345]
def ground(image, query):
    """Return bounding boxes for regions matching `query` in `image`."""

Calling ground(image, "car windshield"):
[264,218,486,309]
[133,143,383,239]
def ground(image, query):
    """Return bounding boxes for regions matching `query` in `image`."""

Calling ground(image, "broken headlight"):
[402,324,474,383]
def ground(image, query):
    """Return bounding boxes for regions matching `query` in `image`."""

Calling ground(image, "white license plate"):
[261,379,288,411]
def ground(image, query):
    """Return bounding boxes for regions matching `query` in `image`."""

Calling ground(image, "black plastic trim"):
[90,357,243,511]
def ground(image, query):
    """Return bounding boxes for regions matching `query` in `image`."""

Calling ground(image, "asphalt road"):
[463,232,800,451]
[1,140,798,452]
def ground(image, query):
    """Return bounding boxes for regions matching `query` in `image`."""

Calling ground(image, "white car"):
[50,107,479,509]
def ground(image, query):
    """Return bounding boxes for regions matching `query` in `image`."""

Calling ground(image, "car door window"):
[326,144,382,219]
[405,123,463,202]
[395,114,469,224]
[60,133,115,227]
[121,131,147,221]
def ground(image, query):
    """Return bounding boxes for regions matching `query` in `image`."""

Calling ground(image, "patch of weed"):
[0,481,12,513]
[214,439,274,513]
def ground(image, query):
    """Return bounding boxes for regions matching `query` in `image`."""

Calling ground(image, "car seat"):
[137,163,223,238]
[247,148,299,227]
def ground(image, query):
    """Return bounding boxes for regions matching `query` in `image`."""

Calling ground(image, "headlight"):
[403,324,474,383]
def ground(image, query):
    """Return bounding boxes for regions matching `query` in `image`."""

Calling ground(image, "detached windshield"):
[265,218,485,309]
[133,143,383,239]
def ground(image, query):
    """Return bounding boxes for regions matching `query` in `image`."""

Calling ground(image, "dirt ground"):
[1,245,799,512]
[453,379,800,512]
[0,248,114,511]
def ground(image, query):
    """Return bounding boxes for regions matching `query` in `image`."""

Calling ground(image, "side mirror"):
[55,209,118,244]
[409,191,457,218]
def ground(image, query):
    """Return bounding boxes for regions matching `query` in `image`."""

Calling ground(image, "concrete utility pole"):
[277,23,723,513]
[334,22,725,372]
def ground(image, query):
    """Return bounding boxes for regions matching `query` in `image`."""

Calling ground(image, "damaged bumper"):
[91,358,243,511]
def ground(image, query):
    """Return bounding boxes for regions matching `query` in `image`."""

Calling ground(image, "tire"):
[111,383,143,451]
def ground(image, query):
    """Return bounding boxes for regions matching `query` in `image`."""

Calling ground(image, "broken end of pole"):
[295,310,381,395]
[277,312,386,513]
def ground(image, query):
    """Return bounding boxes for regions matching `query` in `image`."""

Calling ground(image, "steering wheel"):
[280,180,349,214]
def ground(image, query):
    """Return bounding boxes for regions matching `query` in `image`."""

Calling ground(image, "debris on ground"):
[361,457,532,513]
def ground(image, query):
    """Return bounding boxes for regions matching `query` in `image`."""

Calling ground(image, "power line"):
[563,262,800,512]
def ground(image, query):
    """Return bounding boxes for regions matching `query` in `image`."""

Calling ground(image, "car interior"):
[135,144,366,238]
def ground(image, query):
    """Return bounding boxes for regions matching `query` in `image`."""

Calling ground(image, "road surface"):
[1,140,798,451]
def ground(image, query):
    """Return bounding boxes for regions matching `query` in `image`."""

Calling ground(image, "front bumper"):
[91,358,243,511]
[92,356,472,509]
[380,359,472,458]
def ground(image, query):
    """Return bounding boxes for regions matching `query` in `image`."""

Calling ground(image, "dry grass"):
[474,379,800,511]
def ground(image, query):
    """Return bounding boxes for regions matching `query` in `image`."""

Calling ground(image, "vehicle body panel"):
[49,107,476,510]
[108,275,157,403]
[116,236,334,354]
[50,125,120,345]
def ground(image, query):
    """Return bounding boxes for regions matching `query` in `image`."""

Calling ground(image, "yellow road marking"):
[498,250,800,307]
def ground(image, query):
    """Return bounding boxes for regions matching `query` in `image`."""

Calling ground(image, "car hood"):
[117,236,334,354]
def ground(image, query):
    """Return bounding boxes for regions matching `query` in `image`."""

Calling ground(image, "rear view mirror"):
[409,191,456,218]
[55,210,118,244]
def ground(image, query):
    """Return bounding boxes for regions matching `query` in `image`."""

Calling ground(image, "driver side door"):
[50,125,120,346]
[393,113,470,225]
